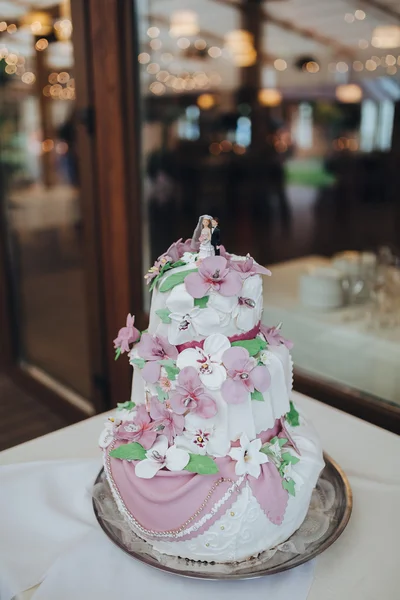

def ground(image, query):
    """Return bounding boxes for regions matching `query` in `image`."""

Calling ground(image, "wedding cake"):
[99,230,324,563]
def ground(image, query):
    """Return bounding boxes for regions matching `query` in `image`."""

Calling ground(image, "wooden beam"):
[86,0,133,406]
[214,0,355,57]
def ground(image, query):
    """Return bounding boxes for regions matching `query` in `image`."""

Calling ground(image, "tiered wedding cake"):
[99,233,324,563]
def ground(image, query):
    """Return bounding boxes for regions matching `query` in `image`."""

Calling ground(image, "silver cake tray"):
[92,453,352,580]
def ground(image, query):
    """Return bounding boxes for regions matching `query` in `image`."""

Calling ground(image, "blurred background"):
[0,0,399,449]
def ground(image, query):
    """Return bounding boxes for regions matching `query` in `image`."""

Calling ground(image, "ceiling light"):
[274,59,287,71]
[258,88,282,107]
[170,11,199,37]
[197,93,216,109]
[372,26,400,49]
[336,84,362,103]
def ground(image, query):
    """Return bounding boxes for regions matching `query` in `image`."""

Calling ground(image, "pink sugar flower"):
[221,346,271,404]
[149,396,184,444]
[136,333,178,383]
[218,245,231,260]
[170,366,217,418]
[113,314,140,354]
[185,256,242,298]
[159,238,193,263]
[159,376,172,393]
[260,324,293,350]
[114,405,157,449]
[230,255,272,279]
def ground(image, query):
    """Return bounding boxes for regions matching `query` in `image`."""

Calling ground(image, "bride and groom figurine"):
[191,215,221,259]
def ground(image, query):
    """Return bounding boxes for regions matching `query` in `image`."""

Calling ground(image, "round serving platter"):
[93,452,352,580]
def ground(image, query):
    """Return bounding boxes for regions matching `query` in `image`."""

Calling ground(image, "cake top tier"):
[144,216,272,345]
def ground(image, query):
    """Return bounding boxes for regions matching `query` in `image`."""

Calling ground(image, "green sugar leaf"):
[117,401,135,411]
[194,295,209,308]
[109,442,146,461]
[156,308,172,324]
[164,365,180,380]
[159,359,180,380]
[282,478,296,497]
[172,260,186,268]
[269,436,288,448]
[231,338,267,357]
[281,452,300,465]
[286,401,300,427]
[184,454,219,475]
[130,357,146,369]
[156,386,169,402]
[251,390,264,402]
[114,347,122,361]
[159,268,198,293]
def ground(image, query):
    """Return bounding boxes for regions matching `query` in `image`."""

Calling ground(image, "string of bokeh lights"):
[0,17,74,98]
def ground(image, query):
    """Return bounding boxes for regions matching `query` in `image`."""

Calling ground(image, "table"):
[264,256,400,406]
[1,391,399,600]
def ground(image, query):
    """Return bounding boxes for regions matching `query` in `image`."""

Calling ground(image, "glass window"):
[135,0,400,409]
[0,0,91,398]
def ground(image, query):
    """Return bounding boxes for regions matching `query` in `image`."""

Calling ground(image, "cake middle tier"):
[130,339,293,451]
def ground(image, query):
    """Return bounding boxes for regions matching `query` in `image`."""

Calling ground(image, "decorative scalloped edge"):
[103,447,245,542]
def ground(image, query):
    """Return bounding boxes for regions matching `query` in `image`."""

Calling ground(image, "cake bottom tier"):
[105,410,324,563]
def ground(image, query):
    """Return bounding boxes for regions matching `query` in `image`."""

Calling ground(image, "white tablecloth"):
[1,392,399,600]
[264,257,400,405]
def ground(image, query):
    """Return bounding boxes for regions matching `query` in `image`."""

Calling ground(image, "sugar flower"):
[260,323,293,350]
[170,366,217,418]
[229,433,269,478]
[114,405,157,449]
[135,435,190,479]
[149,396,184,444]
[182,251,198,264]
[207,292,237,327]
[136,333,178,383]
[158,238,193,264]
[230,254,271,279]
[185,256,242,298]
[165,285,219,345]
[99,418,117,449]
[113,314,140,354]
[176,333,230,390]
[175,413,230,457]
[221,346,271,404]
[144,256,171,286]
[232,275,263,331]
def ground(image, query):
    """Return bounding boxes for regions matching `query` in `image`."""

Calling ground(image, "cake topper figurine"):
[190,214,215,259]
[211,216,221,256]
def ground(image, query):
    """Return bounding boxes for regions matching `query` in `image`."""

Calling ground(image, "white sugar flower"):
[98,418,117,449]
[135,435,190,479]
[281,459,304,491]
[176,333,230,390]
[228,433,269,479]
[175,413,231,457]
[165,285,220,345]
[207,292,237,327]
[268,438,282,466]
[232,276,262,331]
[258,350,274,366]
[182,252,198,264]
